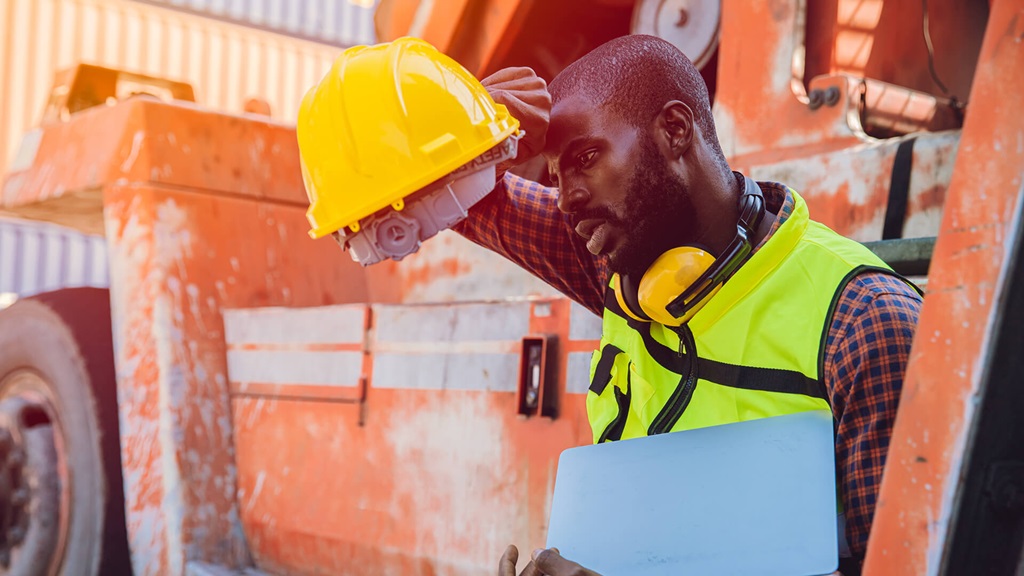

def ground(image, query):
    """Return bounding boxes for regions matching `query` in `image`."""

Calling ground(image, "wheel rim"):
[0,370,71,576]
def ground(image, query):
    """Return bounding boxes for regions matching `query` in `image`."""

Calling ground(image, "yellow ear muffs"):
[637,247,720,326]
[609,175,766,327]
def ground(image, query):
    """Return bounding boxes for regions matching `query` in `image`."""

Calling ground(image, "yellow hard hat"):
[297,37,520,239]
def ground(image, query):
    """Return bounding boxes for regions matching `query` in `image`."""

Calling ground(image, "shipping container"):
[0,215,108,303]
[131,0,375,47]
[0,0,373,177]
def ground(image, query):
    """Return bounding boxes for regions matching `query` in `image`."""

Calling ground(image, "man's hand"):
[499,545,539,576]
[530,548,602,576]
[481,67,551,169]
[499,545,602,576]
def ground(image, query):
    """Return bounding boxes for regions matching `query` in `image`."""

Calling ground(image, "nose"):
[556,185,590,215]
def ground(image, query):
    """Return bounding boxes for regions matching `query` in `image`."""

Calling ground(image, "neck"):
[700,168,745,256]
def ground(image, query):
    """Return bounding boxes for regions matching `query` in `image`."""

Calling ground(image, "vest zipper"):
[647,325,699,435]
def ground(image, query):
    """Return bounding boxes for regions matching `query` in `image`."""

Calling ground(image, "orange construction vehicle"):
[0,0,1020,575]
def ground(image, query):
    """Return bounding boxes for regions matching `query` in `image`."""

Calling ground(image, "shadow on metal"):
[943,192,1024,574]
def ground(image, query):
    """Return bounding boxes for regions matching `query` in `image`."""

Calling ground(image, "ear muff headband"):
[664,186,764,319]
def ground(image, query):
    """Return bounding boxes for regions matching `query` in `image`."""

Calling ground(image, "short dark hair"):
[549,35,723,159]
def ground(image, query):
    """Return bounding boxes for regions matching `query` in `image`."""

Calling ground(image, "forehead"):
[544,93,622,158]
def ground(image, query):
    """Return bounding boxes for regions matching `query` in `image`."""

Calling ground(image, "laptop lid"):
[546,410,839,576]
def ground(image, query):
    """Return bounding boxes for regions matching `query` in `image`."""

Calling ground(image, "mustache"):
[571,205,624,229]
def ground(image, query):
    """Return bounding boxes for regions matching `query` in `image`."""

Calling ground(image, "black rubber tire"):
[0,288,131,575]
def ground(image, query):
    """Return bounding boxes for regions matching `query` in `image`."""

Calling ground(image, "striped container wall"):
[0,0,370,178]
[0,216,108,299]
[132,0,376,47]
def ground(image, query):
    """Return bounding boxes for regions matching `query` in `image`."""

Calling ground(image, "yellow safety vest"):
[587,190,909,443]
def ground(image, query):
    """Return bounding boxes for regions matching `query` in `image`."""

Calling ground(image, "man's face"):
[544,94,700,277]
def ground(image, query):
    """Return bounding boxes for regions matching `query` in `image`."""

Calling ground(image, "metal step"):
[862,237,936,277]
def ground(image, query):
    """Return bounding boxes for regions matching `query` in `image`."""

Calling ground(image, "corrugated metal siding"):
[0,0,359,178]
[0,216,109,297]
[131,0,376,47]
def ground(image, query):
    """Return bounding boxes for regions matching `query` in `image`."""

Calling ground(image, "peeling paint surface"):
[229,299,598,575]
[750,132,959,241]
[86,98,374,575]
[105,182,371,574]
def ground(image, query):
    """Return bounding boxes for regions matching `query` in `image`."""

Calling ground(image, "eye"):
[576,149,597,169]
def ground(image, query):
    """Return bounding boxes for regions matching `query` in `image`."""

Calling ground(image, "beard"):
[606,137,700,277]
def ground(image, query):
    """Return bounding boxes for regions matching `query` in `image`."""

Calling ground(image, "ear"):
[656,100,694,158]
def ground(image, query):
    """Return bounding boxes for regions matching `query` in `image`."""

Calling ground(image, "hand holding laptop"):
[514,411,841,576]
[499,545,602,576]
[499,546,846,576]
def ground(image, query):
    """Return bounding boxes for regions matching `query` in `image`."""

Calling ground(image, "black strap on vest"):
[598,381,632,443]
[698,358,826,399]
[589,344,624,395]
[882,137,917,240]
[601,286,825,400]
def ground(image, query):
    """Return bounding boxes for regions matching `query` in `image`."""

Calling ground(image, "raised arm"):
[451,67,608,315]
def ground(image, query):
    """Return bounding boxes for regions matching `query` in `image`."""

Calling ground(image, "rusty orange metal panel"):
[104,179,369,575]
[745,130,959,241]
[863,0,1024,573]
[0,93,372,575]
[3,98,310,210]
[233,391,589,575]
[374,0,474,54]
[228,299,599,574]
[806,0,987,105]
[715,0,866,163]
[374,0,534,76]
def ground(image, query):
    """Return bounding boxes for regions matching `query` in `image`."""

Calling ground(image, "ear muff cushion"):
[637,247,718,326]
[612,273,650,322]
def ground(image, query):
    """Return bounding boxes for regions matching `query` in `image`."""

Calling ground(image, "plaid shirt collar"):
[753,180,794,252]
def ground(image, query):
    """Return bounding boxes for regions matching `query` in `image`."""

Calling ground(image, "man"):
[455,35,921,575]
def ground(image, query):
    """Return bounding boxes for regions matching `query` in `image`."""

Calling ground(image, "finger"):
[532,548,588,575]
[486,79,550,101]
[513,89,552,110]
[485,72,546,88]
[484,77,549,100]
[499,545,519,576]
[482,66,539,86]
[517,559,544,576]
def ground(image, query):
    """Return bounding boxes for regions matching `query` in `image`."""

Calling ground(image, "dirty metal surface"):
[225,304,369,403]
[10,98,375,576]
[714,0,864,163]
[863,0,1024,573]
[374,0,534,77]
[104,179,368,575]
[1,99,310,236]
[745,130,959,242]
[228,298,600,575]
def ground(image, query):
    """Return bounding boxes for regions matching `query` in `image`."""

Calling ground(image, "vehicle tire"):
[0,288,131,576]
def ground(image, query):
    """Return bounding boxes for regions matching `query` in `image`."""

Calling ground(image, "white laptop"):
[546,410,839,576]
